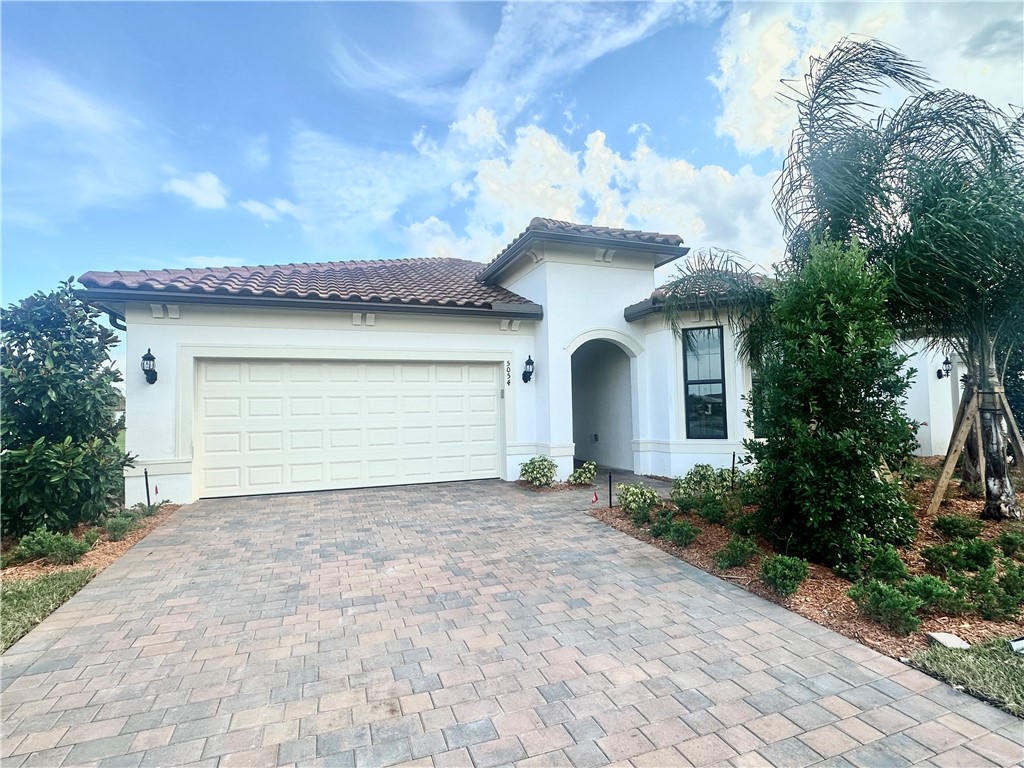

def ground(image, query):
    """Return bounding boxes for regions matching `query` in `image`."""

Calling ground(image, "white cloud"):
[239,198,302,225]
[162,171,229,209]
[712,2,1024,156]
[2,57,165,224]
[243,134,270,171]
[450,108,503,148]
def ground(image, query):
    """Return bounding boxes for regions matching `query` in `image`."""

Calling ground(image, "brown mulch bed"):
[591,459,1024,661]
[0,504,182,584]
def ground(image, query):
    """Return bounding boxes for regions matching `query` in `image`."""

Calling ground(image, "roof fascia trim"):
[80,289,544,320]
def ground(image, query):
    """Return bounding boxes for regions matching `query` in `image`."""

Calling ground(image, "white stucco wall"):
[901,340,963,456]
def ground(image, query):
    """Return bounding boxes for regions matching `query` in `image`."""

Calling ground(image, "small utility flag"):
[592,491,599,504]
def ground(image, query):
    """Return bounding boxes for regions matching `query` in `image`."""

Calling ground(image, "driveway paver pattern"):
[2,480,1022,767]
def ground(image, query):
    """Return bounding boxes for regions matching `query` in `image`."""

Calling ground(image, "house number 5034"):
[506,361,512,386]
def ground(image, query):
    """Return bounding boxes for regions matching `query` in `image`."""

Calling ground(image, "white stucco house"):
[79,218,961,505]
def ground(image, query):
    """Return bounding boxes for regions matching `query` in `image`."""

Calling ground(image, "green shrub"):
[695,495,728,525]
[995,527,1024,559]
[729,512,759,537]
[104,515,139,542]
[848,579,922,635]
[567,461,597,486]
[1,280,132,536]
[922,539,997,574]
[901,575,968,615]
[998,561,1024,607]
[760,555,809,597]
[673,494,698,513]
[665,520,700,547]
[130,500,169,518]
[13,527,91,565]
[949,567,1020,621]
[714,536,762,569]
[933,515,984,540]
[745,241,919,568]
[672,464,725,500]
[865,544,909,583]
[650,510,674,539]
[617,482,662,516]
[519,456,557,487]
[631,507,651,526]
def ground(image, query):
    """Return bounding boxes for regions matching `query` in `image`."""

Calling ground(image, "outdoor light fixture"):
[141,348,158,384]
[936,356,952,380]
[522,355,535,383]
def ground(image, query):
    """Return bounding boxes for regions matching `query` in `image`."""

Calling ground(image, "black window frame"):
[682,326,728,440]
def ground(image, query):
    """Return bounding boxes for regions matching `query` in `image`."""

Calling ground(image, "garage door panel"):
[196,360,502,497]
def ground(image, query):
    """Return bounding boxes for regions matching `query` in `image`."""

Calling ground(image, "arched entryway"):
[570,339,634,471]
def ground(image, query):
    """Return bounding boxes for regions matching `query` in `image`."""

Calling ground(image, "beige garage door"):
[195,359,502,498]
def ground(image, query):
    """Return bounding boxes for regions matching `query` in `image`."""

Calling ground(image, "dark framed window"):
[683,327,727,439]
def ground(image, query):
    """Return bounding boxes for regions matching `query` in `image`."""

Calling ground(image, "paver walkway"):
[2,481,1021,767]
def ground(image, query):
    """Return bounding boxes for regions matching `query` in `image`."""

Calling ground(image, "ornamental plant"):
[1,280,132,535]
[616,482,662,517]
[747,241,918,568]
[759,555,809,597]
[567,461,597,486]
[519,456,557,487]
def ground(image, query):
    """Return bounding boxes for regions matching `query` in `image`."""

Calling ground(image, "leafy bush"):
[960,481,985,499]
[848,579,922,635]
[673,494,698,513]
[729,512,759,537]
[617,482,662,516]
[933,515,984,541]
[760,555,809,597]
[865,544,909,583]
[14,527,92,565]
[695,495,728,525]
[995,527,1024,559]
[650,510,674,539]
[746,242,919,568]
[901,575,968,615]
[104,514,139,542]
[519,456,557,487]
[665,520,700,547]
[567,461,597,486]
[130,500,169,518]
[949,567,1020,621]
[1,280,132,536]
[715,536,762,569]
[922,539,997,574]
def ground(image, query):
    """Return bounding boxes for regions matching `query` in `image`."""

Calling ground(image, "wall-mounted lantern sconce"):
[141,348,158,384]
[522,355,535,383]
[936,356,952,380]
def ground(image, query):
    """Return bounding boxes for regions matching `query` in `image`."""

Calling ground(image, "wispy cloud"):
[3,56,166,225]
[243,134,270,171]
[239,198,302,225]
[162,171,229,209]
[711,2,1024,156]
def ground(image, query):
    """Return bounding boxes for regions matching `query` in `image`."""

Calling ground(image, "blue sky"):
[3,1,1022,308]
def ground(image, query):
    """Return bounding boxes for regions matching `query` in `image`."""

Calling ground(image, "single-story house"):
[79,218,961,505]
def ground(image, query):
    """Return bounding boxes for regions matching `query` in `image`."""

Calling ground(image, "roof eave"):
[78,288,544,321]
[623,298,662,322]
[478,230,689,285]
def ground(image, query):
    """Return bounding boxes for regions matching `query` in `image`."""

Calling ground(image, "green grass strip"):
[1,569,95,653]
[910,638,1024,717]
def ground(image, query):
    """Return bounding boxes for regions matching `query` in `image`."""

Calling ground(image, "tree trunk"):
[980,403,1021,519]
[979,340,1021,520]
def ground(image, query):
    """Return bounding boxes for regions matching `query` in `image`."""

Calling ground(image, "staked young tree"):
[774,37,1023,520]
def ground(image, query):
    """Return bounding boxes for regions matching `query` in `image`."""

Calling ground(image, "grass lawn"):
[1,569,95,652]
[911,638,1024,717]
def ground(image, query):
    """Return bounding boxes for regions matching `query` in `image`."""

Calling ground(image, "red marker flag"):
[592,491,599,504]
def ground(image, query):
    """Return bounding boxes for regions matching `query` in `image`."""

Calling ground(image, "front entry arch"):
[570,339,634,471]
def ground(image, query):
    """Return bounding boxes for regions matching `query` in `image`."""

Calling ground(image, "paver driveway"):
[2,481,1022,768]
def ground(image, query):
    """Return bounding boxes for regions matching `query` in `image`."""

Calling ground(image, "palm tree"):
[774,37,1023,520]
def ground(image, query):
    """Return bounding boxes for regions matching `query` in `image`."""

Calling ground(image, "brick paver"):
[2,480,1022,767]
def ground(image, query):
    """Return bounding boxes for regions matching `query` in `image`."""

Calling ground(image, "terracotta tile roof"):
[478,217,686,283]
[79,257,534,309]
[492,217,683,261]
